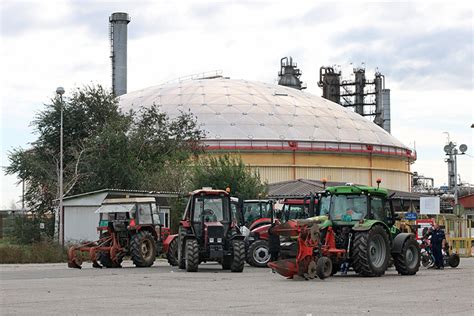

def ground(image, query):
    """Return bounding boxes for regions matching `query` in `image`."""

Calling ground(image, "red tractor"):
[166,188,245,272]
[67,197,169,269]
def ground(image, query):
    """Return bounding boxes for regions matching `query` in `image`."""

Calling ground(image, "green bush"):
[0,241,67,264]
[9,215,55,244]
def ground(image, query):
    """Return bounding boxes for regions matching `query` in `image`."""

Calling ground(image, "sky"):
[1,0,473,208]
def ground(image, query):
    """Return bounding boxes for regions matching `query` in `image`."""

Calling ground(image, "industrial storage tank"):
[119,77,416,191]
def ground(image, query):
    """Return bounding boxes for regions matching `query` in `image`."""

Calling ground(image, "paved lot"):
[1,258,473,316]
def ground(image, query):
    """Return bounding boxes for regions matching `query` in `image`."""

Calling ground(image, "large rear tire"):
[230,240,245,272]
[393,237,420,275]
[247,240,271,267]
[352,226,390,277]
[167,237,179,267]
[130,231,156,267]
[185,239,199,272]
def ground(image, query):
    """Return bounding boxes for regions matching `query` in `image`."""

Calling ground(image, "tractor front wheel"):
[393,237,420,275]
[230,240,245,272]
[130,231,157,267]
[167,237,179,267]
[247,240,271,267]
[352,226,390,277]
[185,239,199,272]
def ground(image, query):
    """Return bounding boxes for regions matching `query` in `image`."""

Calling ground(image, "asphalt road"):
[1,258,473,316]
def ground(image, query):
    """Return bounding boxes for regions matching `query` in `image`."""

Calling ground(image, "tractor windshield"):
[243,202,272,225]
[282,204,308,221]
[193,195,229,222]
[322,195,368,221]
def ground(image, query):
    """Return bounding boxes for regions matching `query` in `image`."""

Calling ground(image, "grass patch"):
[0,241,67,264]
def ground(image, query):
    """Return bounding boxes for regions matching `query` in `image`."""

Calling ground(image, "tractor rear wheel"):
[230,240,245,272]
[185,239,199,272]
[393,237,420,275]
[316,257,332,279]
[247,240,271,267]
[130,231,157,267]
[352,226,390,277]
[167,237,179,266]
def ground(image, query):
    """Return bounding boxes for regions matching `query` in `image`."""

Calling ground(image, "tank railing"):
[204,139,417,160]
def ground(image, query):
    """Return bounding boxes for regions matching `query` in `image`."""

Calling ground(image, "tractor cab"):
[97,198,164,232]
[318,185,395,227]
[280,194,318,222]
[243,200,275,228]
[184,189,232,240]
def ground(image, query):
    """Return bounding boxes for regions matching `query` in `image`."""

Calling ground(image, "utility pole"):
[56,87,65,245]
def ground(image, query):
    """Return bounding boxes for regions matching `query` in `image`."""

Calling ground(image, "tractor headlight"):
[209,238,214,243]
[217,238,222,243]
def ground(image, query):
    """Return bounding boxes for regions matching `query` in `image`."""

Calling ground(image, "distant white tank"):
[119,77,416,191]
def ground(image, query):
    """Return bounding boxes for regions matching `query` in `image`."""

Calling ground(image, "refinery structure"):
[110,12,415,192]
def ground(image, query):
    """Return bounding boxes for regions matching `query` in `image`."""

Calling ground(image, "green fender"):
[351,220,390,233]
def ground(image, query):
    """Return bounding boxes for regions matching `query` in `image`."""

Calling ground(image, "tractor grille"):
[208,225,224,240]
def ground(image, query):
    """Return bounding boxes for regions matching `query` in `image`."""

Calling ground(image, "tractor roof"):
[325,185,388,196]
[103,197,155,204]
[282,198,310,205]
[190,188,229,196]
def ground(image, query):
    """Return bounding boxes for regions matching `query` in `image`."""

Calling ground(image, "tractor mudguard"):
[391,233,415,254]
[229,234,245,241]
[352,220,389,232]
[163,234,178,253]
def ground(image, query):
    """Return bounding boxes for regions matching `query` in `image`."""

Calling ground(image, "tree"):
[5,85,204,217]
[190,154,267,200]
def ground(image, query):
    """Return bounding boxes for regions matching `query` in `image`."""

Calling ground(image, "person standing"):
[268,223,280,262]
[431,223,446,269]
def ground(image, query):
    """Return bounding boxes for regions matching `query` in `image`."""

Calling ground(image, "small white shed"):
[59,189,178,243]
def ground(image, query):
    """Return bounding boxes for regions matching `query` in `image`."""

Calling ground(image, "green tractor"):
[316,182,420,277]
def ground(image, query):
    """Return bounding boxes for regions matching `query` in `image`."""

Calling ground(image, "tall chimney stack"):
[109,12,130,96]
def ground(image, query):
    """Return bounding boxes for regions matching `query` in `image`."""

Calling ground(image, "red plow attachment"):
[268,218,333,280]
[67,232,124,269]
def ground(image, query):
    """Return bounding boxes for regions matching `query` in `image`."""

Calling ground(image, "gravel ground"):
[1,258,473,315]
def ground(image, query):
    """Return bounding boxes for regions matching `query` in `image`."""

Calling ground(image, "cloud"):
[330,9,473,90]
[1,1,473,207]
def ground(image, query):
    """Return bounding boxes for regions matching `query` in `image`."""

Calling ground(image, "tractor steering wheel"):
[203,209,217,222]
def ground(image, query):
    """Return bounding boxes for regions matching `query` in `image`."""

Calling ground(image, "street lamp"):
[443,141,468,205]
[56,87,65,245]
